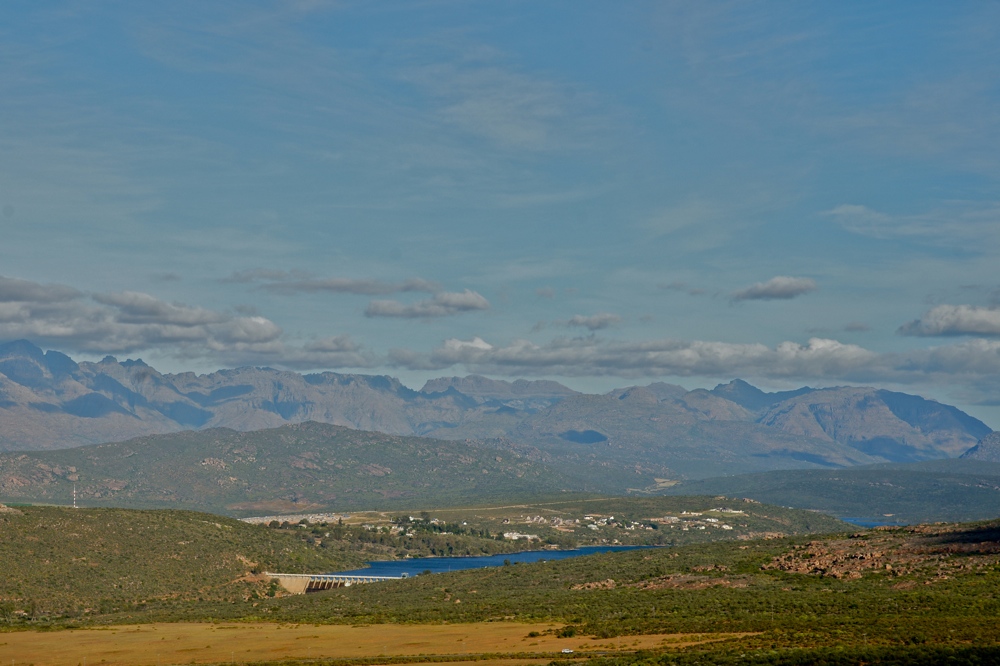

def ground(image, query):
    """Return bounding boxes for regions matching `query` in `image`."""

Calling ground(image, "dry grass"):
[0,622,743,666]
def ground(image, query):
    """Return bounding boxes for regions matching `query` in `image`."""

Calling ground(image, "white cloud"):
[731,276,817,301]
[0,289,282,357]
[210,316,283,345]
[385,333,1000,407]
[566,313,622,330]
[365,290,490,318]
[5,271,1000,403]
[899,304,1000,337]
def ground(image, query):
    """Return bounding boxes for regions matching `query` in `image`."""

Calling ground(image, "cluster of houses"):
[504,511,742,533]
[241,511,351,525]
[502,531,540,540]
[649,509,738,531]
[241,505,750,538]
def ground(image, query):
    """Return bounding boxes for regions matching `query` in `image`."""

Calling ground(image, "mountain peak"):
[710,379,818,412]
[0,339,45,362]
[710,379,772,411]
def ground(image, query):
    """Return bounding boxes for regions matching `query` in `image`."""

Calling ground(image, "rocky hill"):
[960,431,1000,462]
[0,340,990,477]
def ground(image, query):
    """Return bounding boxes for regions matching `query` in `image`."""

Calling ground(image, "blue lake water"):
[841,517,909,528]
[330,545,648,577]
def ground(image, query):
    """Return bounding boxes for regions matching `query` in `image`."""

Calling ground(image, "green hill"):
[0,421,591,516]
[0,505,365,619]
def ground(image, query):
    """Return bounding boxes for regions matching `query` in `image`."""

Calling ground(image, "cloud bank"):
[899,304,1000,337]
[731,276,817,301]
[4,276,1000,405]
[388,334,1000,391]
[389,335,877,378]
[0,276,372,369]
[365,290,490,318]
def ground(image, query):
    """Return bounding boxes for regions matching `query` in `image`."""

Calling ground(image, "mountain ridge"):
[0,421,591,515]
[0,340,989,476]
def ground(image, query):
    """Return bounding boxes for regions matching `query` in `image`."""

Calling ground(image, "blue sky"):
[2,1,1000,426]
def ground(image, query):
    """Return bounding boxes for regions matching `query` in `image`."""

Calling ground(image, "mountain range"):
[0,340,992,480]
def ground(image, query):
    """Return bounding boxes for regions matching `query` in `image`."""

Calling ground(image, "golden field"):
[0,622,742,666]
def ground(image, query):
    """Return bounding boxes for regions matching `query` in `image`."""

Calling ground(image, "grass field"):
[0,622,741,666]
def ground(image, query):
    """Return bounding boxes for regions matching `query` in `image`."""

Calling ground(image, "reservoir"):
[841,517,908,528]
[332,545,647,578]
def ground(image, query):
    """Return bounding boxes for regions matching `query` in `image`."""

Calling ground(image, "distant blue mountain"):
[0,340,990,484]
